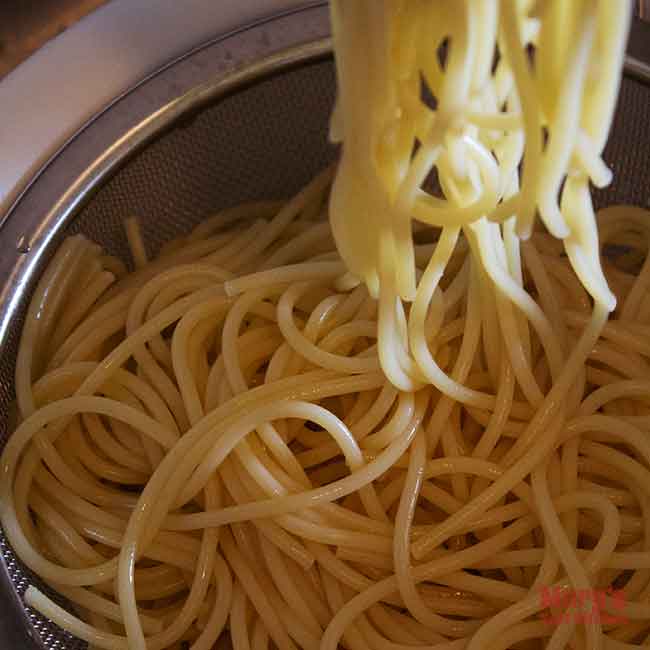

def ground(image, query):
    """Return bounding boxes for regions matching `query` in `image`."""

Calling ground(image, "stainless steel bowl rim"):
[0,3,331,345]
[0,5,330,646]
[2,12,650,349]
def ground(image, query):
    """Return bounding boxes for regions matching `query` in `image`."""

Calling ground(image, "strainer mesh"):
[0,58,336,649]
[0,57,649,649]
[595,75,650,209]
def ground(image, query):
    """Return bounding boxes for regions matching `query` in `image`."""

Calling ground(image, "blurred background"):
[1,0,648,80]
[0,0,108,78]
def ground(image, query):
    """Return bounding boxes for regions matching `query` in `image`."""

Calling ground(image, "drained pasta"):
[2,2,650,650]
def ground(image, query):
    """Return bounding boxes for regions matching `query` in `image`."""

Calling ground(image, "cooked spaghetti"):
[2,2,650,650]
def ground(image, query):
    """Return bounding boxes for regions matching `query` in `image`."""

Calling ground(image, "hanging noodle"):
[2,2,650,650]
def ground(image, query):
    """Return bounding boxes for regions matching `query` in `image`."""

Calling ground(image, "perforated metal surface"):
[0,40,650,650]
[0,56,336,650]
[595,75,650,210]
[69,60,337,262]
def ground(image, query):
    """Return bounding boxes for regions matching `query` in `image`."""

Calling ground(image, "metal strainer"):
[0,4,649,648]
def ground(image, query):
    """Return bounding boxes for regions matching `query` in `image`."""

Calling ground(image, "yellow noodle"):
[2,3,649,650]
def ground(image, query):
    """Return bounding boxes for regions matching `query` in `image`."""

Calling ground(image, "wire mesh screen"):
[0,57,336,649]
[0,54,649,649]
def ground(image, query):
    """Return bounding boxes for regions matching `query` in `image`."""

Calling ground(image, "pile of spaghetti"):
[2,2,650,650]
